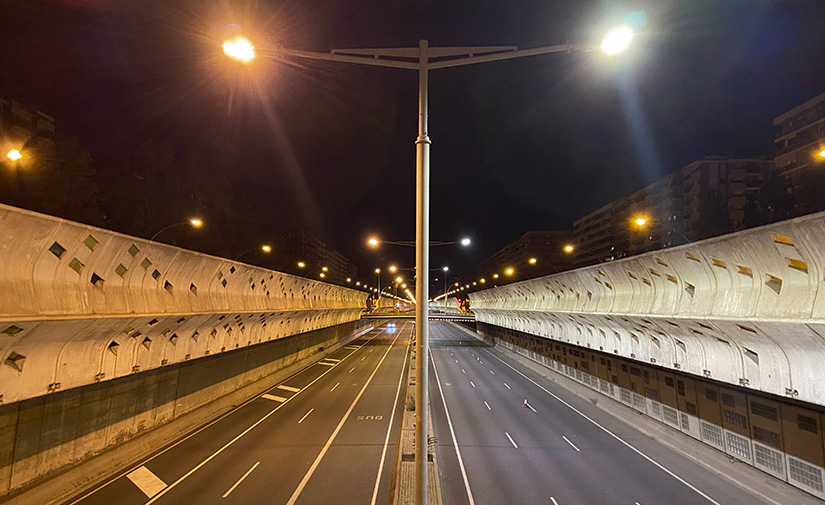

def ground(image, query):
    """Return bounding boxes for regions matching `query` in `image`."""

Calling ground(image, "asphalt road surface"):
[428,321,806,505]
[67,321,411,505]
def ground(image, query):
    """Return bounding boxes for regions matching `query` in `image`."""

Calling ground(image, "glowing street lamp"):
[563,244,575,254]
[150,218,203,242]
[7,149,22,161]
[634,217,647,226]
[528,257,537,264]
[819,149,825,158]
[234,244,273,261]
[222,37,255,63]
[297,261,306,268]
[601,25,634,56]
[505,268,515,276]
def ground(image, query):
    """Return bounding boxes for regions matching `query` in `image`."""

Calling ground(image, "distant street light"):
[7,149,22,161]
[234,244,272,261]
[528,257,537,264]
[819,149,825,158]
[563,243,604,264]
[632,215,691,243]
[297,261,306,268]
[150,218,203,242]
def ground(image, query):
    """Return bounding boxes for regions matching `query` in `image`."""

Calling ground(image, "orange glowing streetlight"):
[7,149,22,161]
[222,37,255,63]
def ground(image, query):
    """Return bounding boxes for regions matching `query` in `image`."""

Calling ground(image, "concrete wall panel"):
[471,211,825,406]
[0,204,365,404]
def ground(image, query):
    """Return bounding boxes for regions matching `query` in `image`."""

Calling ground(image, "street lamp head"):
[442,266,449,272]
[505,268,514,276]
[367,237,380,248]
[460,237,471,246]
[819,148,825,158]
[222,36,255,63]
[190,218,203,227]
[480,278,486,283]
[601,25,634,56]
[322,266,328,272]
[389,265,398,273]
[493,273,499,279]
[319,272,325,278]
[356,281,361,286]
[7,149,22,161]
[261,245,272,253]
[374,268,381,274]
[634,217,647,226]
[346,277,352,282]
[563,244,575,254]
[297,261,306,268]
[528,257,537,265]
[395,276,403,283]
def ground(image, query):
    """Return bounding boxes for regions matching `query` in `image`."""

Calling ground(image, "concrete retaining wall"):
[0,204,365,404]
[470,212,825,406]
[0,320,367,499]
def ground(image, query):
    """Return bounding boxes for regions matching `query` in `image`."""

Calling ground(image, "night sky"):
[2,0,824,284]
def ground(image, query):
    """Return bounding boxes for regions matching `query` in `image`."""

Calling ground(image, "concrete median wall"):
[0,204,366,405]
[470,211,825,406]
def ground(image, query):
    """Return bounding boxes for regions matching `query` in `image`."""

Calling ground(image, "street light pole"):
[225,31,633,504]
[414,40,431,505]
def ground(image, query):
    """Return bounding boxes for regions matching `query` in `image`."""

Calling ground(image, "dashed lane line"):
[261,394,287,402]
[330,382,340,392]
[298,409,314,424]
[140,329,389,505]
[221,462,260,498]
[563,436,580,452]
[277,385,301,393]
[505,432,518,449]
[483,348,723,505]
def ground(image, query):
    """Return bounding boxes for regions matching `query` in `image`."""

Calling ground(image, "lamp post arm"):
[428,42,589,69]
[269,42,589,72]
[150,223,182,242]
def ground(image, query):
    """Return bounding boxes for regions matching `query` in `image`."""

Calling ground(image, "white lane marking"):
[369,335,411,505]
[635,502,641,505]
[222,461,260,498]
[126,466,166,498]
[349,367,355,373]
[285,328,403,505]
[141,329,390,505]
[298,409,314,424]
[461,368,465,374]
[432,350,476,505]
[505,432,518,448]
[277,385,300,393]
[345,345,359,350]
[527,403,537,413]
[551,498,560,505]
[489,369,495,375]
[330,382,340,392]
[451,353,454,356]
[484,401,491,411]
[503,383,511,390]
[455,359,459,363]
[369,349,373,353]
[261,394,287,402]
[317,361,335,366]
[470,381,476,388]
[484,349,723,505]
[563,436,580,452]
[361,356,366,361]
[326,358,342,362]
